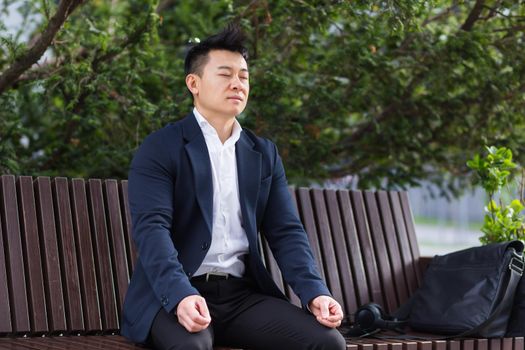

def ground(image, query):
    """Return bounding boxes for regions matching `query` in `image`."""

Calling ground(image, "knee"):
[312,328,346,350]
[167,332,213,350]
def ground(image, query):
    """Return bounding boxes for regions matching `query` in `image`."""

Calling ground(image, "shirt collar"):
[193,107,242,145]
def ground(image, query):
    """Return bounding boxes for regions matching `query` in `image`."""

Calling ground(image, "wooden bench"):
[0,175,522,350]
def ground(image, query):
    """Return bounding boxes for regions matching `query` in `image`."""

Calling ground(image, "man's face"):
[187,50,249,119]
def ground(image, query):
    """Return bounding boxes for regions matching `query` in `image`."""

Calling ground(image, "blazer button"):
[201,242,209,250]
[161,295,169,306]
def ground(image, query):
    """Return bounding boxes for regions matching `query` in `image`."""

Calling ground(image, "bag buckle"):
[509,252,525,276]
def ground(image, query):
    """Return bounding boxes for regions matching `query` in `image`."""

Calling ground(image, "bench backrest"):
[0,175,421,336]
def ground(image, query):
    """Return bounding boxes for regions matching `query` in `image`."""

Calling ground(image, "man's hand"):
[308,295,343,328]
[176,295,211,333]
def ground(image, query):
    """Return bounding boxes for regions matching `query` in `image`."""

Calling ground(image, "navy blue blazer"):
[121,113,331,343]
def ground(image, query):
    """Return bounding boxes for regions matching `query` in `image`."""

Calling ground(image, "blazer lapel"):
[182,114,213,235]
[236,131,261,242]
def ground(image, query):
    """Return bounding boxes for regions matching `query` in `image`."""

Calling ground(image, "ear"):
[185,74,199,96]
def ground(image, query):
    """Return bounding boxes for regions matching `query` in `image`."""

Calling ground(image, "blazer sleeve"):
[260,143,331,307]
[128,131,199,314]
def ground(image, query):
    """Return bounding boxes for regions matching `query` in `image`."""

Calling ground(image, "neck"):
[195,106,235,143]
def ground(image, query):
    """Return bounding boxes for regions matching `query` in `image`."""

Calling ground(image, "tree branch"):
[0,0,86,95]
[460,0,485,31]
[40,14,154,171]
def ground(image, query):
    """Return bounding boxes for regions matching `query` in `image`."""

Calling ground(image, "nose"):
[230,76,242,90]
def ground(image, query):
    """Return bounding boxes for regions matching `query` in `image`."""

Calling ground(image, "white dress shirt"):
[193,107,250,277]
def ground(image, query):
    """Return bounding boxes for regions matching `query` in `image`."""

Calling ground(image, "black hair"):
[184,24,249,76]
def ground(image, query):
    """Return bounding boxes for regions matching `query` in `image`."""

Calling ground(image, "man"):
[121,24,346,350]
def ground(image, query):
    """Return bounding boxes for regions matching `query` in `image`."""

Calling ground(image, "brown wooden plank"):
[0,175,30,333]
[503,338,513,350]
[285,188,302,307]
[34,177,68,333]
[375,191,409,309]
[398,192,422,286]
[311,189,344,308]
[461,339,474,350]
[103,180,131,318]
[388,192,419,295]
[71,178,102,332]
[476,339,489,350]
[0,339,44,350]
[50,177,83,332]
[260,235,285,294]
[514,337,524,350]
[377,191,409,311]
[0,207,13,334]
[9,338,68,350]
[349,190,383,305]
[490,338,502,350]
[295,188,325,279]
[87,179,119,330]
[337,190,369,309]
[447,340,460,350]
[431,340,446,350]
[362,191,396,312]
[37,337,100,350]
[17,176,48,333]
[324,190,358,316]
[118,181,136,275]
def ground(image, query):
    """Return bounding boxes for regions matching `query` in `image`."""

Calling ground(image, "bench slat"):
[375,191,409,309]
[260,236,285,294]
[49,177,82,332]
[399,192,422,285]
[363,191,398,313]
[119,181,136,276]
[34,177,69,333]
[311,189,345,309]
[336,190,369,309]
[324,190,358,316]
[71,179,102,332]
[389,192,419,296]
[103,180,130,321]
[349,190,383,306]
[87,179,119,331]
[285,189,302,306]
[0,175,30,333]
[17,176,48,333]
[0,209,12,334]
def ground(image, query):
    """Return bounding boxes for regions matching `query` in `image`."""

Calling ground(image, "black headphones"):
[346,303,407,337]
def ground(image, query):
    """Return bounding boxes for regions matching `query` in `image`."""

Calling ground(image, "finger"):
[196,298,211,321]
[320,299,330,318]
[322,315,343,323]
[187,307,211,326]
[316,316,341,328]
[178,313,209,332]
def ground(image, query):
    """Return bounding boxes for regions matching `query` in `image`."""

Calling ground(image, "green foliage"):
[467,146,525,244]
[1,0,525,193]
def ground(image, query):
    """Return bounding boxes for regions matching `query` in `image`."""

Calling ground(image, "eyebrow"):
[217,65,249,73]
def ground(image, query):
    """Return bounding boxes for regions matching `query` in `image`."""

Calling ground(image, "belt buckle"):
[205,272,229,282]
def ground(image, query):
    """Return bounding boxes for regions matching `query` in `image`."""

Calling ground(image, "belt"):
[191,272,231,282]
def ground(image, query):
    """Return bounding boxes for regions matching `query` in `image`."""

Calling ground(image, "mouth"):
[228,96,244,102]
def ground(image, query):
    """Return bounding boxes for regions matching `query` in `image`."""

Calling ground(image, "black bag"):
[404,240,524,337]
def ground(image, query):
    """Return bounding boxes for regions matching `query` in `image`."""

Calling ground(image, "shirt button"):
[201,242,209,250]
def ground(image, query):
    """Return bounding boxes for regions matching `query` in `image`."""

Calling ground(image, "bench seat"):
[0,175,522,349]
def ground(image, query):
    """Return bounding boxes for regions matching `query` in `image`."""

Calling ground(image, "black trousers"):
[149,275,346,350]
